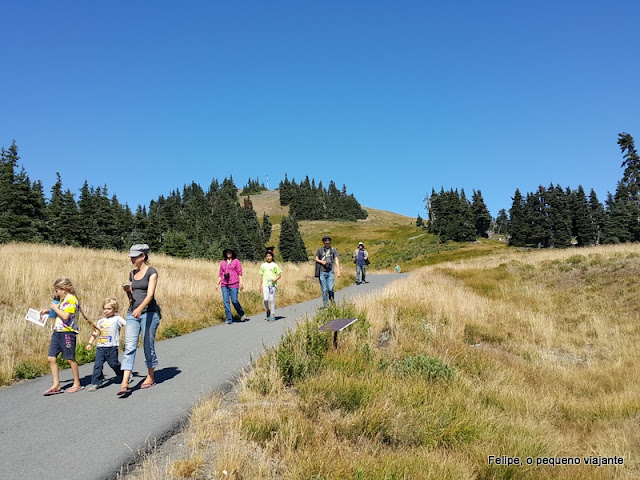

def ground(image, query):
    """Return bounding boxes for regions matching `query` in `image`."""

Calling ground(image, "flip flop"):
[117,387,131,396]
[64,386,84,394]
[43,387,62,396]
[140,382,156,389]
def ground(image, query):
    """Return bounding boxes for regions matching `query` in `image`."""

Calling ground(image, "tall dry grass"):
[0,242,355,385]
[128,243,640,479]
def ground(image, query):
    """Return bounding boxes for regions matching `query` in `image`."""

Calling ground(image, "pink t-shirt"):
[219,259,243,288]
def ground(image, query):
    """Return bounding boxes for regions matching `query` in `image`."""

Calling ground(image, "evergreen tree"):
[427,188,476,242]
[588,189,605,245]
[495,209,508,235]
[416,214,424,227]
[0,141,43,242]
[569,185,596,246]
[279,215,307,262]
[471,189,491,238]
[262,213,272,242]
[546,184,571,248]
[619,132,640,199]
[508,189,528,246]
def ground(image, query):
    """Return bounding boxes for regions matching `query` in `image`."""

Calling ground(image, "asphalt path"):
[0,273,406,480]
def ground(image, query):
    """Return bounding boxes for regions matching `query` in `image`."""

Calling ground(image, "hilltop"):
[241,189,507,271]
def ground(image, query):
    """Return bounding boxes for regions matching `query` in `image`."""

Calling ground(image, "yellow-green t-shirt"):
[54,294,79,333]
[258,262,282,286]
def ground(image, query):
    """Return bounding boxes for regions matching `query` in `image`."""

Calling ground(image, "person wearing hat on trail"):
[315,234,340,308]
[118,244,160,396]
[352,242,369,285]
[216,248,248,324]
[258,249,282,322]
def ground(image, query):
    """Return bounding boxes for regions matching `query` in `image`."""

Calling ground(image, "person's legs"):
[105,346,122,378]
[141,311,160,383]
[355,264,362,284]
[229,287,245,318]
[67,360,81,389]
[221,286,232,322]
[327,272,335,302]
[269,287,276,315]
[120,314,140,389]
[319,272,329,307]
[61,333,80,388]
[47,333,63,391]
[362,265,366,282]
[91,347,106,385]
[263,285,270,318]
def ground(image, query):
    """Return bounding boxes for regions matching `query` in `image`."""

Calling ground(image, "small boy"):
[86,298,126,391]
[258,249,282,322]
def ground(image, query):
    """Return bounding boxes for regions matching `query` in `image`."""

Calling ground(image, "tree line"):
[425,132,640,247]
[0,141,314,261]
[279,174,368,221]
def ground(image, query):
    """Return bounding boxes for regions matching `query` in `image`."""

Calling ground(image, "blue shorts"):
[48,332,77,360]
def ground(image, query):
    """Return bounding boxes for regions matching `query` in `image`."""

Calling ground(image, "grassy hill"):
[243,189,508,271]
[133,243,640,479]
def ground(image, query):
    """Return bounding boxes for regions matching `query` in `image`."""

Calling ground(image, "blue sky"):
[1,1,639,218]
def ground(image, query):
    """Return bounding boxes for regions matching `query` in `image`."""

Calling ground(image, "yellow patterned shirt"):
[54,294,79,333]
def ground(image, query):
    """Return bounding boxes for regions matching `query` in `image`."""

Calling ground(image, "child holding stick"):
[86,298,126,391]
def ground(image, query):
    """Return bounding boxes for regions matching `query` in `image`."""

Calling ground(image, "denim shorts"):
[48,331,77,360]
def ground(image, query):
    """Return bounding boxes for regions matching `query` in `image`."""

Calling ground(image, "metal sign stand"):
[318,318,358,348]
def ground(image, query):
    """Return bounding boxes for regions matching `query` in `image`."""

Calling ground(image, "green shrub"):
[276,321,330,385]
[393,354,454,381]
[161,325,182,338]
[56,343,96,369]
[14,361,46,379]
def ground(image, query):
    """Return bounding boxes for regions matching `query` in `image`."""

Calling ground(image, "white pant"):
[262,285,276,313]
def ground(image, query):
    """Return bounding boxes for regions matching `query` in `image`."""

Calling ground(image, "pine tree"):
[619,132,640,199]
[416,215,424,227]
[508,189,528,246]
[262,213,272,242]
[471,189,491,238]
[569,185,596,246]
[546,184,571,248]
[495,209,508,235]
[279,215,307,262]
[588,189,605,245]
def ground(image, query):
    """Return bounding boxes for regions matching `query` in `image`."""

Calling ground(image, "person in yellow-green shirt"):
[259,249,282,322]
[41,277,83,395]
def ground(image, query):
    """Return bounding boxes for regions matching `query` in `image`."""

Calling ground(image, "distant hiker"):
[395,264,401,273]
[119,244,160,396]
[352,241,369,284]
[315,234,340,308]
[41,277,84,395]
[259,249,282,322]
[216,248,248,324]
[86,298,126,391]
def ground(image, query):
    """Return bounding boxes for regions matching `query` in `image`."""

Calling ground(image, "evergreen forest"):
[0,142,336,261]
[278,175,368,221]
[425,132,640,248]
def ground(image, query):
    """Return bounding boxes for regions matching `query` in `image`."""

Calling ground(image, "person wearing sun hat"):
[315,234,340,307]
[215,247,247,324]
[118,243,160,395]
[352,241,369,284]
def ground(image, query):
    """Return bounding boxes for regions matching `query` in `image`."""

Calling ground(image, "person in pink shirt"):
[215,248,248,324]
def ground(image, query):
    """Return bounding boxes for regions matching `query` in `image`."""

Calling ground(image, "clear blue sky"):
[2,1,639,218]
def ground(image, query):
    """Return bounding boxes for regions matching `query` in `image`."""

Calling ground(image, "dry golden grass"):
[135,243,640,479]
[0,242,355,385]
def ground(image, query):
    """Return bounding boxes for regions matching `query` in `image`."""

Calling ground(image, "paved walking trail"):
[0,273,405,480]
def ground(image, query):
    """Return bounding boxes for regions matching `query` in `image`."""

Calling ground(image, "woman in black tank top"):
[118,244,160,396]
